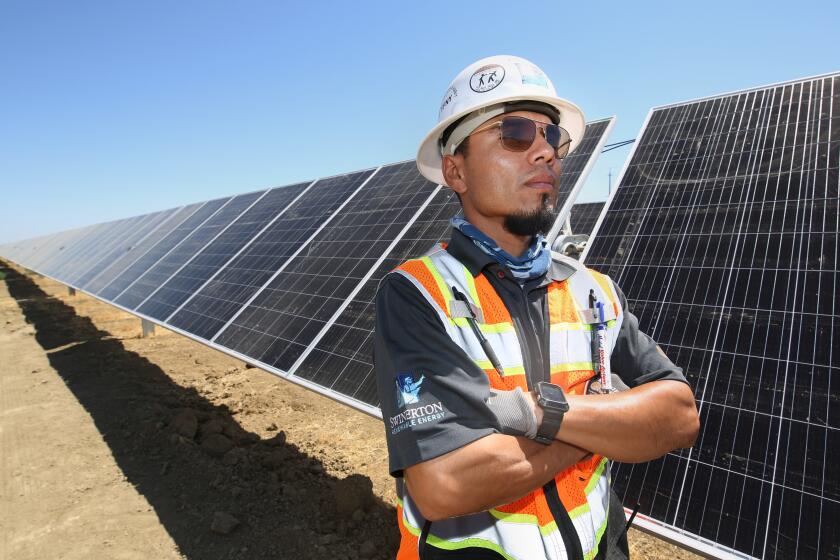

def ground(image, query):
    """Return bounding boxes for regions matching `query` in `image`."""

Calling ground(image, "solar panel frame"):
[581,71,840,560]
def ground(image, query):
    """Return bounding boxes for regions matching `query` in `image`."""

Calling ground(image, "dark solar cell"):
[583,74,840,560]
[167,172,373,341]
[214,161,438,373]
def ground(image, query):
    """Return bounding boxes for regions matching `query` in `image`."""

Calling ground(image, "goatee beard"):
[503,195,555,237]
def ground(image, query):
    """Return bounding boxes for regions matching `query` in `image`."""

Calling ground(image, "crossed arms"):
[405,379,699,521]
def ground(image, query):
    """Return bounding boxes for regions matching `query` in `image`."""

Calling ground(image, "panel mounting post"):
[141,318,155,338]
[68,287,76,296]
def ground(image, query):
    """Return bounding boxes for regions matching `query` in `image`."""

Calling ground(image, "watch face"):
[538,382,568,409]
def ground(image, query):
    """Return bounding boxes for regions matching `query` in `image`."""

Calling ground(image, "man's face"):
[444,110,562,236]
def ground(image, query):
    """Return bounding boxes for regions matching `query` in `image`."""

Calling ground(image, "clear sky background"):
[1,0,837,243]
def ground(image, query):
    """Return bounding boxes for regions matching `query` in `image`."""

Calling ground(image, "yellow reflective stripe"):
[589,270,618,307]
[451,317,515,334]
[396,498,424,537]
[550,361,594,374]
[424,534,518,560]
[475,361,526,376]
[585,457,609,495]
[488,509,559,536]
[401,518,422,537]
[478,321,515,334]
[421,255,453,316]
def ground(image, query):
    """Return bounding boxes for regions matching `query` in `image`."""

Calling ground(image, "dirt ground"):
[0,261,702,560]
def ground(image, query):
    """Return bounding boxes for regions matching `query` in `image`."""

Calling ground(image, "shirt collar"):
[445,228,576,285]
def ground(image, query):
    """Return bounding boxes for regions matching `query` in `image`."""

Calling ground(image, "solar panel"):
[134,183,313,327]
[166,172,372,341]
[582,73,839,559]
[73,210,179,289]
[135,190,269,320]
[569,201,606,236]
[60,214,155,286]
[214,161,439,373]
[98,201,218,300]
[84,206,193,294]
[288,119,614,410]
[42,220,123,281]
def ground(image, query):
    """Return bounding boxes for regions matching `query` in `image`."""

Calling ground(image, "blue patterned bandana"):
[451,214,550,282]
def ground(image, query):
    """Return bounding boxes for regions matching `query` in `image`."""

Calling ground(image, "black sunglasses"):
[469,115,572,159]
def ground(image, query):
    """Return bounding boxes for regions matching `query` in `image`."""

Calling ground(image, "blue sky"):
[1,0,837,243]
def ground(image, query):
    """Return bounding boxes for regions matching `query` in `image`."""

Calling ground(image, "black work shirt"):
[374,229,688,477]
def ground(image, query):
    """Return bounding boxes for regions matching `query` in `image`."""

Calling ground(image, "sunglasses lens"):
[549,125,571,159]
[500,117,536,151]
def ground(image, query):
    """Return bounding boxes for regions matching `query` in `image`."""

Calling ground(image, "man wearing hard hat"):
[374,55,699,560]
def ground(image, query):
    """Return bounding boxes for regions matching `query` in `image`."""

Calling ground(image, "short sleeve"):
[374,272,500,477]
[610,282,690,387]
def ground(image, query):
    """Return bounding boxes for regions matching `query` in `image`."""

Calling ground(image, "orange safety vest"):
[392,244,623,560]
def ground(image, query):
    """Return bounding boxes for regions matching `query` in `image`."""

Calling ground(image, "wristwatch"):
[534,381,569,445]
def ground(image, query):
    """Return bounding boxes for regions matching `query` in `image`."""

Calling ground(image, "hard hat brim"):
[416,94,586,186]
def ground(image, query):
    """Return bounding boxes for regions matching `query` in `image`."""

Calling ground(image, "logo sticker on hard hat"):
[515,62,549,89]
[439,86,458,115]
[470,64,505,93]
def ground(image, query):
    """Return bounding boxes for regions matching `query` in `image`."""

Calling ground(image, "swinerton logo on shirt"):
[390,372,445,435]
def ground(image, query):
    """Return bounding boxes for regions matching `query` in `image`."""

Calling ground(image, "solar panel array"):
[0,118,612,418]
[583,73,839,559]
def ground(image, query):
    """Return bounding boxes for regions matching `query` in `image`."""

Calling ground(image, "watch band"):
[534,381,568,445]
[535,408,563,445]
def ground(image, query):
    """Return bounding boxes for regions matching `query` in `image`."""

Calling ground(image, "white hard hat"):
[417,55,586,186]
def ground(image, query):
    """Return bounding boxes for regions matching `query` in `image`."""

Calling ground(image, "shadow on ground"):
[2,263,399,560]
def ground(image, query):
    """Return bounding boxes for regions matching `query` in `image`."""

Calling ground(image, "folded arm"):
[404,434,588,521]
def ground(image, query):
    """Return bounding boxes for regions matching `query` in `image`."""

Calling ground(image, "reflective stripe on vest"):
[393,244,624,560]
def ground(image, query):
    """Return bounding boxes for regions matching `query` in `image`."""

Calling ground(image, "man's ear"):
[442,154,468,195]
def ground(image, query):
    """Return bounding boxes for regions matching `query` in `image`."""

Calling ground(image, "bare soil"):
[0,262,701,560]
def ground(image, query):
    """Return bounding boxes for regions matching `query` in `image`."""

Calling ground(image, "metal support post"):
[141,318,155,338]
[68,287,76,296]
